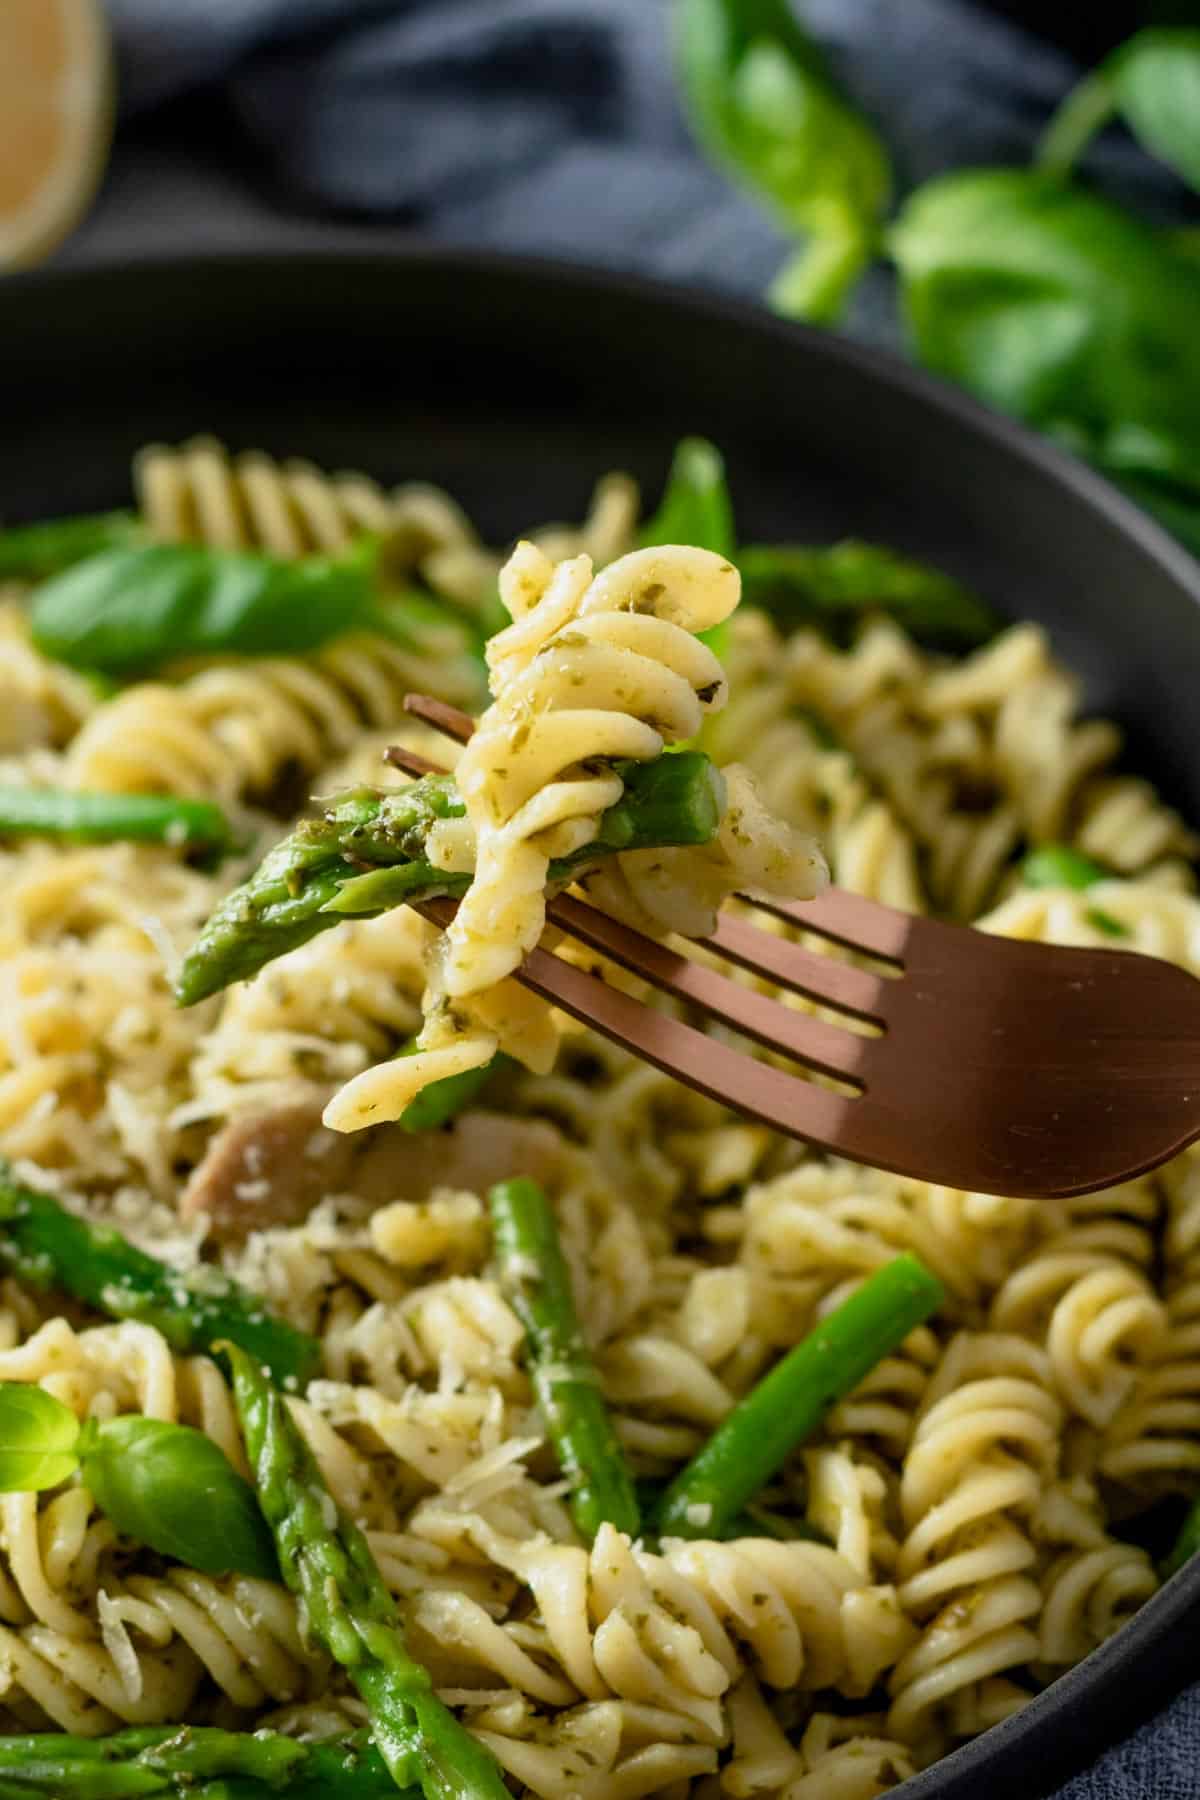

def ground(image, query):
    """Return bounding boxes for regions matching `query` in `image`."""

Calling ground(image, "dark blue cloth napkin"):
[70,6,1200,1793]
[82,0,1189,353]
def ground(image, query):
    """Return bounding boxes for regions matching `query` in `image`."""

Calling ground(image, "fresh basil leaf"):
[1110,30,1200,192]
[0,1384,81,1493]
[1086,905,1129,937]
[890,170,1200,502]
[0,511,141,580]
[675,0,890,323]
[1022,845,1110,889]
[80,1417,279,1580]
[1038,30,1200,192]
[740,540,997,649]
[640,438,736,656]
[640,438,736,561]
[30,543,378,676]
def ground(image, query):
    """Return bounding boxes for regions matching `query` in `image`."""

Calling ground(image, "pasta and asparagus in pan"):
[0,434,1197,1797]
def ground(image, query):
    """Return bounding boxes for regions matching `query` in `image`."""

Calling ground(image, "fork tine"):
[404,693,476,744]
[698,913,888,1022]
[384,744,443,777]
[393,707,894,1038]
[748,889,912,964]
[548,892,871,1083]
[415,895,863,1144]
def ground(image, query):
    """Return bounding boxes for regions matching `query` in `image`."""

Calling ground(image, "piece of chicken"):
[182,1095,564,1243]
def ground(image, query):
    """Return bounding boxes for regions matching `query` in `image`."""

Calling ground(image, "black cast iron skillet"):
[1,251,1199,1798]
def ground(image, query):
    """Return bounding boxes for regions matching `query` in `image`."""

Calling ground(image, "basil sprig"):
[0,1384,279,1579]
[675,9,1200,557]
[675,0,891,323]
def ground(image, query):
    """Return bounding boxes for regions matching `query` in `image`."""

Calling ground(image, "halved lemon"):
[0,0,113,269]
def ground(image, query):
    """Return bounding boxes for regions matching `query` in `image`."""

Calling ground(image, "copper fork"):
[388,694,1200,1200]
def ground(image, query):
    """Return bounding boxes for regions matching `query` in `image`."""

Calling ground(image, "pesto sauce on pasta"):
[0,436,1195,1795]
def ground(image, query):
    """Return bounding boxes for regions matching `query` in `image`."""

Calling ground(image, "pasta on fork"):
[321,538,826,1130]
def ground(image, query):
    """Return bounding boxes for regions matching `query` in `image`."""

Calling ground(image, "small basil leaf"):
[1038,30,1200,191]
[1111,29,1200,193]
[1086,906,1128,938]
[0,511,141,580]
[1022,845,1110,890]
[30,543,378,676]
[639,438,736,656]
[0,1384,81,1492]
[640,438,736,561]
[890,171,1200,504]
[81,1417,279,1579]
[740,541,997,650]
[676,0,890,324]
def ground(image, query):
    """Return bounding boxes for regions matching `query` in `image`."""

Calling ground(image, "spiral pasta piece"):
[135,437,402,557]
[991,1246,1166,1427]
[1038,1540,1158,1668]
[886,1335,1063,1758]
[448,542,737,994]
[1100,1148,1200,1491]
[781,1711,917,1800]
[0,603,98,762]
[64,628,479,806]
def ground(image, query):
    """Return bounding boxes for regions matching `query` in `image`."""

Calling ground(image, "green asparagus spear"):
[739,540,997,650]
[175,752,725,1008]
[0,788,234,855]
[395,1050,510,1133]
[0,1725,402,1798]
[489,1178,640,1543]
[0,1165,319,1391]
[654,1253,944,1539]
[635,1477,829,1545]
[0,510,141,580]
[225,1345,510,1800]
